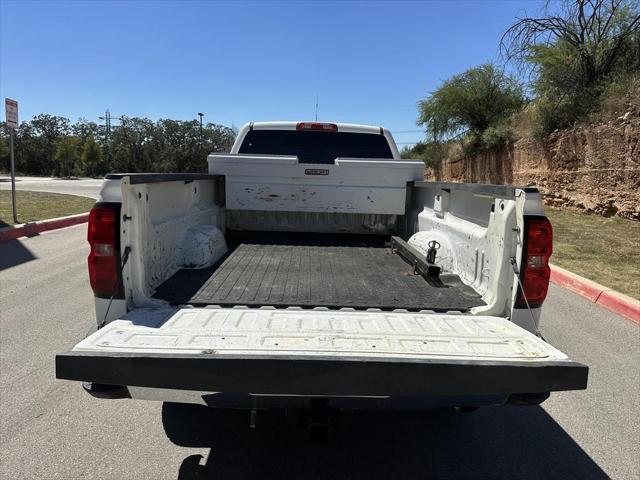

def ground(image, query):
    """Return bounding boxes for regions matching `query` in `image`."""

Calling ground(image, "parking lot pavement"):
[0,175,102,199]
[1,224,638,479]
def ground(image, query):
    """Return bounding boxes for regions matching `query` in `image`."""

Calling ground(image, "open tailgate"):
[56,308,587,396]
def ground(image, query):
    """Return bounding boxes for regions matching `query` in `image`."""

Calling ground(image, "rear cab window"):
[238,130,393,164]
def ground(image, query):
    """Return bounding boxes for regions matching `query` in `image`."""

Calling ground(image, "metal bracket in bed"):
[390,236,441,278]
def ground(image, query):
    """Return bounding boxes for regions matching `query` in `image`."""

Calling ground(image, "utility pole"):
[99,109,112,167]
[198,112,204,146]
[99,109,112,141]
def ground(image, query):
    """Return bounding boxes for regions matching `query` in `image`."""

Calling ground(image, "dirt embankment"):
[428,116,640,220]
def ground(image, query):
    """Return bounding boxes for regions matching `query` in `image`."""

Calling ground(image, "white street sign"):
[5,98,18,129]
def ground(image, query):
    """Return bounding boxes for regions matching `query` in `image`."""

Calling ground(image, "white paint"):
[209,154,424,215]
[96,177,123,203]
[5,98,18,128]
[408,187,519,318]
[74,307,568,362]
[120,178,226,307]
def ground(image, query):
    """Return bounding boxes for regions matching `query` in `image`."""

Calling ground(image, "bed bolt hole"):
[500,202,505,211]
[138,192,141,199]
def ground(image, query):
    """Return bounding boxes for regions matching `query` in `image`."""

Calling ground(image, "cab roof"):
[246,121,384,135]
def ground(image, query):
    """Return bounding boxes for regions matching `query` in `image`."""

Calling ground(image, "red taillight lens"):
[516,218,553,308]
[296,122,338,131]
[87,206,122,297]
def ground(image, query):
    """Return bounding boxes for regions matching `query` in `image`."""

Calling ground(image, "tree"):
[54,136,80,177]
[81,134,102,177]
[30,114,71,174]
[73,118,100,142]
[501,0,640,131]
[0,135,9,159]
[502,0,640,85]
[417,64,525,150]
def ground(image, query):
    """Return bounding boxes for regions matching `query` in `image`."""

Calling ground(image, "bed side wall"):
[406,182,519,317]
[121,177,227,307]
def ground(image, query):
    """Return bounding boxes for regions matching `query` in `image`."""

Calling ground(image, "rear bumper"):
[56,351,588,397]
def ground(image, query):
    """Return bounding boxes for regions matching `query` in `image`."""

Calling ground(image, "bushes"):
[480,122,516,150]
[400,141,448,168]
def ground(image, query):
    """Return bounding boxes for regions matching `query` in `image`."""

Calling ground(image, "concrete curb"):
[0,212,89,243]
[550,264,640,324]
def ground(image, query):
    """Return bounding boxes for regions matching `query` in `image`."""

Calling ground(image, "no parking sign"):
[5,98,18,129]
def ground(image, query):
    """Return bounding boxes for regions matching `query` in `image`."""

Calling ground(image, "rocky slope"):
[428,114,639,220]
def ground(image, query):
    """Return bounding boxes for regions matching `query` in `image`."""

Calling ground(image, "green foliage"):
[417,64,525,151]
[0,116,236,177]
[0,135,9,158]
[81,135,101,176]
[400,141,448,168]
[54,136,80,177]
[503,0,640,134]
[480,121,516,150]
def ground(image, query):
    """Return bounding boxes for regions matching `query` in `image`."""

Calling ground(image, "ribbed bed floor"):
[156,240,485,312]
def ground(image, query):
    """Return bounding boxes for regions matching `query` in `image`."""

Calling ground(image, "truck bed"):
[154,233,485,312]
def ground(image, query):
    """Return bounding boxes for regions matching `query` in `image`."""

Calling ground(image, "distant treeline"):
[0,115,236,177]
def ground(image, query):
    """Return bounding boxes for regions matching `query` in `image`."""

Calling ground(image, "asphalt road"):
[0,176,102,199]
[1,224,638,480]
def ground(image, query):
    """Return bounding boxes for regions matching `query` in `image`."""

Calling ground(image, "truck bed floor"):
[155,238,485,312]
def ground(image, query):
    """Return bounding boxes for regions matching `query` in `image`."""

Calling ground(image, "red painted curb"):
[550,264,640,324]
[596,291,640,325]
[0,212,89,243]
[549,265,603,302]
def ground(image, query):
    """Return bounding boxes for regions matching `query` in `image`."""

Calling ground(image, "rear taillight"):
[516,217,553,308]
[296,122,338,131]
[87,205,123,298]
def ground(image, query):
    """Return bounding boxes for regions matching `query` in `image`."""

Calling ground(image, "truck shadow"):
[0,239,37,270]
[163,403,608,480]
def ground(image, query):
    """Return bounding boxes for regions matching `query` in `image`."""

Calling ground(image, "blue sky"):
[1,0,542,146]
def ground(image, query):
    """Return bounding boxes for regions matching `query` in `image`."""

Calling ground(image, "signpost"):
[5,98,18,224]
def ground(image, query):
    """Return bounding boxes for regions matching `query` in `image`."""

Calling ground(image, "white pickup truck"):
[56,121,587,416]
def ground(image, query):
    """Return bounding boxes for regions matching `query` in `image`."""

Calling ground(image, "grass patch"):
[0,190,94,227]
[546,207,640,299]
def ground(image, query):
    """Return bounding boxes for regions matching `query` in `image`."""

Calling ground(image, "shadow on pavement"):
[0,239,37,270]
[163,403,608,480]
